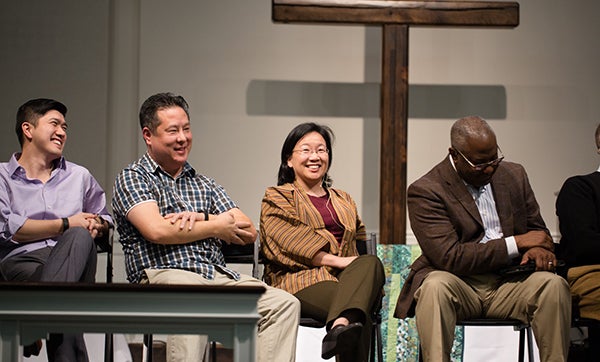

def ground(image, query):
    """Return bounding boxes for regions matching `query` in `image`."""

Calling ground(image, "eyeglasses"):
[293,147,329,157]
[455,147,504,171]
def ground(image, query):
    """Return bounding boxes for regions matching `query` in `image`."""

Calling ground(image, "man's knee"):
[544,272,571,301]
[417,271,459,302]
[62,227,94,248]
[263,286,301,319]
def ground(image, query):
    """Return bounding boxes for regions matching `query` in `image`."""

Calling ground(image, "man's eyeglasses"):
[455,147,504,171]
[293,147,329,157]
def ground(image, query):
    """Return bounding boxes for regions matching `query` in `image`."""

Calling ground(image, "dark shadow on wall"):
[246,80,506,119]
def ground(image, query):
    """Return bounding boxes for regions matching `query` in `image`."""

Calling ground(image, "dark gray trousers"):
[0,227,96,361]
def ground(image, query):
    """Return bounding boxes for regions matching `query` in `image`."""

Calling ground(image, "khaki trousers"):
[142,268,301,362]
[568,265,600,321]
[414,270,571,362]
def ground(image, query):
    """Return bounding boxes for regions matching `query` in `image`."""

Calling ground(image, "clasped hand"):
[69,213,105,239]
[164,210,253,245]
[515,230,557,272]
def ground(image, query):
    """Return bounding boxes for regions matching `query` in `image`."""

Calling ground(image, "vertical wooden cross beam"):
[273,0,519,244]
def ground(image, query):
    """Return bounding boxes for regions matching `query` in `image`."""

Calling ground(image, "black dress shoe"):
[23,339,42,357]
[321,322,363,360]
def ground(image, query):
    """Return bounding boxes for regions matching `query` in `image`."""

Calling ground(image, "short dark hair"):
[16,98,67,147]
[595,123,600,149]
[277,122,335,187]
[139,92,190,133]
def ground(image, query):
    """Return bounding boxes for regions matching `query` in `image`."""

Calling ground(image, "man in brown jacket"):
[394,116,571,362]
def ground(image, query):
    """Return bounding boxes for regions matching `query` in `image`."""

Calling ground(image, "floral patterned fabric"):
[378,244,464,361]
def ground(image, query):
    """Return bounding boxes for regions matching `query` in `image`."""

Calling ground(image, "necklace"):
[324,193,344,231]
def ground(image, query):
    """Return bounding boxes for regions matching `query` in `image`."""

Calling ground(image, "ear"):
[448,147,459,162]
[21,122,34,142]
[142,127,152,146]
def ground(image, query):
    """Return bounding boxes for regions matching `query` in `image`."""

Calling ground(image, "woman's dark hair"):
[16,98,67,147]
[277,122,334,187]
[139,92,190,132]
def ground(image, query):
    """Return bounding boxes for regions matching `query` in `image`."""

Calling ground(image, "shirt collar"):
[8,153,66,178]
[139,152,196,179]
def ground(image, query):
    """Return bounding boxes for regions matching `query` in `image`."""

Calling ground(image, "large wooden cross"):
[272,0,519,244]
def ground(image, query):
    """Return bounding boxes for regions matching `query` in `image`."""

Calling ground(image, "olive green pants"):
[294,254,385,362]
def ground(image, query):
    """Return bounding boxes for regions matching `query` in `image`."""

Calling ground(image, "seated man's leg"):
[488,271,571,362]
[0,229,96,361]
[414,271,481,362]
[568,265,600,320]
[248,279,300,362]
[142,269,211,362]
[0,247,50,282]
[142,269,300,362]
[41,227,97,283]
[568,265,600,359]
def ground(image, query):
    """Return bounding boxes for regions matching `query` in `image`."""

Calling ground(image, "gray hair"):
[450,115,495,150]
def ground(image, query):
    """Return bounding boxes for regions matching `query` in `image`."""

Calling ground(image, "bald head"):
[450,115,496,151]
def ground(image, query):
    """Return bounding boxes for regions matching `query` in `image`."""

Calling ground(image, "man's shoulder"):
[497,160,526,173]
[63,160,94,177]
[409,159,451,190]
[559,171,600,194]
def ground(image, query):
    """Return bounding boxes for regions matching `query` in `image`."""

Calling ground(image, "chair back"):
[221,238,260,279]
[95,225,114,283]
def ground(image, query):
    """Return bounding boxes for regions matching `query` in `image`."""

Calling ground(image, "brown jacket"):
[394,157,549,319]
[260,181,366,294]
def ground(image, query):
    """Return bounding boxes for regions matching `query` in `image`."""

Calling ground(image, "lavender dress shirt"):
[0,153,112,260]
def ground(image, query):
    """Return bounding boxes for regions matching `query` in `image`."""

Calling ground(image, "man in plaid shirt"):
[112,92,300,362]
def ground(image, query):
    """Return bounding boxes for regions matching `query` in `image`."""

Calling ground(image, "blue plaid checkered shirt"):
[112,153,240,283]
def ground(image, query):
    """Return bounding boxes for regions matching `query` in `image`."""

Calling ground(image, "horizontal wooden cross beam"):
[273,0,519,26]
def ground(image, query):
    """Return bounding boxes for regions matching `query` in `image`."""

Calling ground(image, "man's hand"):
[213,211,253,245]
[514,230,554,252]
[520,246,557,272]
[84,215,107,239]
[164,211,204,231]
[69,213,100,238]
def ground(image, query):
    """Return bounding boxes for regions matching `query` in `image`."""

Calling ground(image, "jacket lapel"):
[490,167,514,234]
[439,158,483,227]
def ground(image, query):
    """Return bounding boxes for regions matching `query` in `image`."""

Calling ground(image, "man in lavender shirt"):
[0,98,112,361]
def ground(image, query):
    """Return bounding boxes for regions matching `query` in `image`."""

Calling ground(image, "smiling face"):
[22,110,67,161]
[143,106,192,177]
[287,131,329,192]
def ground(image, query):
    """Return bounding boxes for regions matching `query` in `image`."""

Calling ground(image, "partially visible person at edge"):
[556,122,600,358]
[394,115,571,362]
[260,122,385,361]
[0,98,112,361]
[111,92,300,362]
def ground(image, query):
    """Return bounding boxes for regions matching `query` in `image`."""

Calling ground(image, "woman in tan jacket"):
[260,122,385,361]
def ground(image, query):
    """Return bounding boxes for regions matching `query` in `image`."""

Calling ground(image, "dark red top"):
[308,193,344,244]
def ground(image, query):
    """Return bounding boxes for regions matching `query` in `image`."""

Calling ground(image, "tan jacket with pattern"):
[260,181,366,295]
